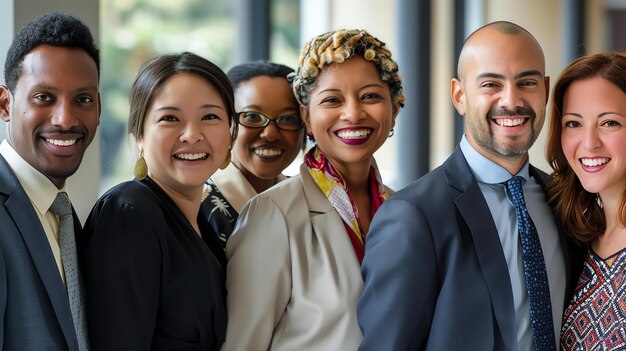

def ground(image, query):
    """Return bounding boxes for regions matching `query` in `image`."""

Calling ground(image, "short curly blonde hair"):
[290,29,405,107]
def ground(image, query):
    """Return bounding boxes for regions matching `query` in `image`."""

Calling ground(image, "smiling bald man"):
[357,21,585,351]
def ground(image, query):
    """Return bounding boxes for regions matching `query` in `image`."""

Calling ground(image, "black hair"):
[4,11,100,92]
[227,60,294,91]
[227,60,307,149]
[128,52,237,143]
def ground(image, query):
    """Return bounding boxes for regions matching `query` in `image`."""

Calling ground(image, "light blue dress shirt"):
[460,135,566,350]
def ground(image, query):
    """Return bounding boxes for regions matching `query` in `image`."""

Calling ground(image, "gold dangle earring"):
[134,151,148,179]
[220,148,231,170]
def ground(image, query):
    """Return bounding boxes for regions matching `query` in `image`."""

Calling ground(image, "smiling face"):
[451,29,549,172]
[137,73,231,195]
[302,57,399,173]
[0,45,100,188]
[561,76,626,197]
[231,76,303,184]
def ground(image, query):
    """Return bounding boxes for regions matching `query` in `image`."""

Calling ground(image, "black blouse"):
[79,177,226,350]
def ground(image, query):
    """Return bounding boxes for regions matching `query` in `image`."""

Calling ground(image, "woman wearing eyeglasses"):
[223,29,404,350]
[201,61,306,248]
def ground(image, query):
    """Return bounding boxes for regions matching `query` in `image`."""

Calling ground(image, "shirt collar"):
[0,140,68,215]
[459,134,530,184]
[210,162,287,213]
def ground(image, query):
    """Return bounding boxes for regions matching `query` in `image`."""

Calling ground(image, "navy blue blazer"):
[357,147,585,351]
[0,154,81,350]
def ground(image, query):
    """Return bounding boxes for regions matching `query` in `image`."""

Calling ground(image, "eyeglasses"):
[237,111,305,131]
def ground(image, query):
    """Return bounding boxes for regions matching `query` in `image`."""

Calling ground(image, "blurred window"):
[99,0,300,192]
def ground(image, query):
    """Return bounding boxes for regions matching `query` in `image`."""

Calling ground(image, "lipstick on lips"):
[579,157,610,173]
[335,127,373,145]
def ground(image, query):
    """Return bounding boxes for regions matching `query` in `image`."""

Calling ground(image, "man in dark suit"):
[357,21,585,351]
[0,12,100,350]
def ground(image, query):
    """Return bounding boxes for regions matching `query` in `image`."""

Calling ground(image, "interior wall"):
[586,0,606,54]
[430,0,456,168]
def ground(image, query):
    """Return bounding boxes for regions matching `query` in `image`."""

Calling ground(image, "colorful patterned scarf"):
[304,146,388,264]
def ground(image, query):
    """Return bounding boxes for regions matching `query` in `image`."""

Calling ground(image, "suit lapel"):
[299,163,362,269]
[299,163,335,214]
[0,156,77,350]
[444,148,516,348]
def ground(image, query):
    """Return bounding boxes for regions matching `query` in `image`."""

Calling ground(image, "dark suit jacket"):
[0,154,81,350]
[357,147,586,351]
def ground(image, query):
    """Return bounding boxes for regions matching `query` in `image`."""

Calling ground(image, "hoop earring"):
[134,152,148,180]
[220,150,231,170]
[388,128,395,138]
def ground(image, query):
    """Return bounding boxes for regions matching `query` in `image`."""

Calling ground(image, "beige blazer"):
[210,162,287,214]
[223,163,364,351]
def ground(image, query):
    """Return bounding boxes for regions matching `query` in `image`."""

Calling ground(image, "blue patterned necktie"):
[505,176,556,351]
[50,192,90,351]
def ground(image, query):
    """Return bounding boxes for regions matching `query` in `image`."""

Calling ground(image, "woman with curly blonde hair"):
[223,29,404,350]
[545,52,626,350]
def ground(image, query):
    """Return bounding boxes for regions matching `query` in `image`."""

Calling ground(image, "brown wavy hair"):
[290,29,405,108]
[546,52,626,244]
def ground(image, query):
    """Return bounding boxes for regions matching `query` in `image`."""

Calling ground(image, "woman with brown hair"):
[546,52,626,350]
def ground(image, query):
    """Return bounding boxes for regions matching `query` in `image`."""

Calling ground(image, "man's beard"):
[469,105,539,159]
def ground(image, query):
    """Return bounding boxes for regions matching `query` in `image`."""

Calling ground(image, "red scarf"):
[304,146,388,264]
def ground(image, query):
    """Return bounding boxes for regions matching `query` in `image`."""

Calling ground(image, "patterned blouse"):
[201,180,238,248]
[200,163,287,249]
[561,248,626,350]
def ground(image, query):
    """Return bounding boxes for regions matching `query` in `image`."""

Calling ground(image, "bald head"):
[457,21,545,81]
[449,20,550,173]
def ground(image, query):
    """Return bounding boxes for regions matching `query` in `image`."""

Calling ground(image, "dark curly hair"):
[4,11,100,93]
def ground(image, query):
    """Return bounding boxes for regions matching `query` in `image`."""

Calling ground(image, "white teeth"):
[175,153,207,160]
[336,129,372,139]
[47,139,77,146]
[581,158,609,167]
[495,118,525,127]
[254,148,283,157]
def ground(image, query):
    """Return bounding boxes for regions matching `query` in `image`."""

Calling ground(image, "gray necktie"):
[50,192,89,351]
